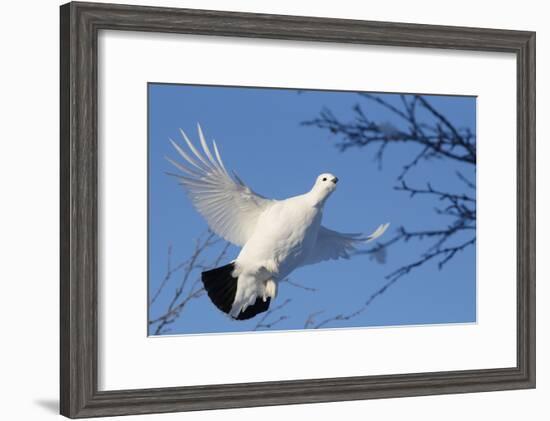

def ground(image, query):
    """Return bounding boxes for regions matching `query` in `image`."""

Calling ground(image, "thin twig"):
[253,299,292,330]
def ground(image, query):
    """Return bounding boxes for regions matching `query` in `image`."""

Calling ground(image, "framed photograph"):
[60,1,535,418]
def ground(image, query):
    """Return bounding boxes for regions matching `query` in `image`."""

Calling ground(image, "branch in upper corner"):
[303,94,476,168]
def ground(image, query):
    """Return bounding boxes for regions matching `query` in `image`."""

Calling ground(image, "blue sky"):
[147,83,476,336]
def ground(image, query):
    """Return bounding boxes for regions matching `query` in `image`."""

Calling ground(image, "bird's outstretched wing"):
[167,124,274,246]
[304,223,390,266]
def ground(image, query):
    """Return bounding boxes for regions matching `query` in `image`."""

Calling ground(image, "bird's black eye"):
[322,177,327,181]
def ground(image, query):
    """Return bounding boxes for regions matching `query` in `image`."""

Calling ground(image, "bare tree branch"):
[304,310,325,329]
[303,93,476,327]
[149,231,230,335]
[149,235,308,334]
[253,298,292,331]
[280,278,318,292]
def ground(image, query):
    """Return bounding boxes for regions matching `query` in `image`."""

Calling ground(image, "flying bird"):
[167,125,389,320]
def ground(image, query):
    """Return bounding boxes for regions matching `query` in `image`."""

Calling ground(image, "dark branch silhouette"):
[149,233,319,334]
[303,93,476,327]
[280,277,318,293]
[253,298,292,331]
[148,231,230,335]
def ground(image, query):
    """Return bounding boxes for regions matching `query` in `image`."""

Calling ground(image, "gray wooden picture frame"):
[60,1,536,418]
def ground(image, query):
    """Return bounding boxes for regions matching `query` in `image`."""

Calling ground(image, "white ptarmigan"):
[167,125,390,320]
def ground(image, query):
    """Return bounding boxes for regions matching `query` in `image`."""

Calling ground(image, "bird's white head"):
[309,173,339,206]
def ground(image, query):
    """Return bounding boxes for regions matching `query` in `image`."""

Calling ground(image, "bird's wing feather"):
[304,223,390,266]
[168,124,274,246]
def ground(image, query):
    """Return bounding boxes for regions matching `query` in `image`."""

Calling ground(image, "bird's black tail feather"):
[201,263,271,320]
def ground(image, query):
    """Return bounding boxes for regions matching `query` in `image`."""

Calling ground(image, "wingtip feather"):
[212,140,231,176]
[197,123,218,168]
[180,127,211,169]
[168,157,197,175]
[170,136,207,172]
[366,222,390,242]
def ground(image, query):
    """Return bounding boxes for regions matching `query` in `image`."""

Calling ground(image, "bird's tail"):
[201,263,271,320]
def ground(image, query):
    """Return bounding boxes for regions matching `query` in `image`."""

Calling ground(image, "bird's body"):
[231,193,324,316]
[168,125,389,320]
[239,194,323,279]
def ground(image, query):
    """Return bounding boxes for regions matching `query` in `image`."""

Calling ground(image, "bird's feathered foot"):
[263,279,277,302]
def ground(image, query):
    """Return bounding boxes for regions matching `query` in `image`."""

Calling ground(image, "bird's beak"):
[332,177,339,184]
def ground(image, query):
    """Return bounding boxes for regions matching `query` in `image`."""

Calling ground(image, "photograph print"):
[148,84,476,336]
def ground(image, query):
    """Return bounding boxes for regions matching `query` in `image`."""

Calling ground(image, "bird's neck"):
[305,190,328,209]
